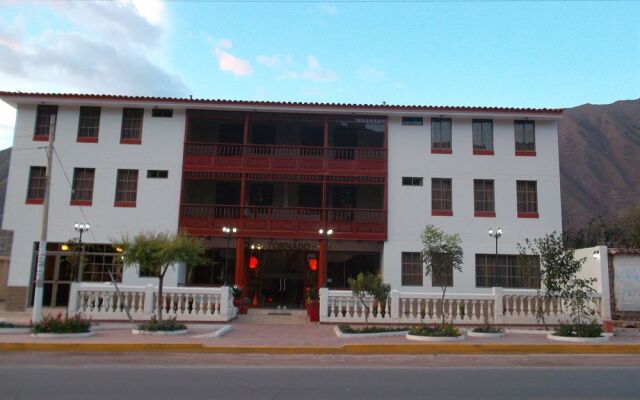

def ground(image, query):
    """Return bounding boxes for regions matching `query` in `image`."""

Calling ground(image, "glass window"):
[431,178,452,212]
[431,118,452,150]
[71,168,95,203]
[474,179,495,212]
[152,108,173,118]
[475,254,540,288]
[77,106,101,139]
[402,117,423,126]
[402,177,423,186]
[517,180,538,214]
[121,108,144,141]
[147,170,168,179]
[472,119,493,151]
[115,169,138,204]
[515,120,535,152]
[401,252,423,286]
[34,105,58,139]
[26,166,46,202]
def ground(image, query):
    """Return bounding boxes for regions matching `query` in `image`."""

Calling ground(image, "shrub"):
[31,314,91,334]
[137,316,186,332]
[555,322,603,338]
[0,322,17,328]
[338,324,407,334]
[472,325,504,334]
[409,323,460,337]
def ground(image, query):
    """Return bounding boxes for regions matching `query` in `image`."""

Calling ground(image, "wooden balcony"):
[179,204,387,240]
[183,143,386,175]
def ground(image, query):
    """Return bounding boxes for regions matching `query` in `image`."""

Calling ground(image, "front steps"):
[235,308,311,324]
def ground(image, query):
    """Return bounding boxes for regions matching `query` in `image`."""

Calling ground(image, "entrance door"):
[253,250,313,309]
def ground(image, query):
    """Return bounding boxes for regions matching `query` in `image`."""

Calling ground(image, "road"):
[1,359,639,400]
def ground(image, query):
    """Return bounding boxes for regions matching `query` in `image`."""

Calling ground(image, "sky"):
[0,0,638,150]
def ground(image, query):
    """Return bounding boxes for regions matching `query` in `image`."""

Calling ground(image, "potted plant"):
[306,287,320,322]
[231,284,249,314]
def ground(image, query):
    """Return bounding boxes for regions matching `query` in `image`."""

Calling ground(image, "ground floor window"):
[327,252,380,289]
[185,248,236,286]
[475,254,540,289]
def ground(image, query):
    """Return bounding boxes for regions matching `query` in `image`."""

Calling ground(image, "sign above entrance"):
[245,240,318,251]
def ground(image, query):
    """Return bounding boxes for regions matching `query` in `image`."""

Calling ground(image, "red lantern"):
[308,258,318,271]
[249,256,259,269]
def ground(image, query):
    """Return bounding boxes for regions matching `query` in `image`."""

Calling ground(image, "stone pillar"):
[492,287,504,325]
[390,289,400,322]
[143,284,155,318]
[67,282,79,316]
[319,287,329,320]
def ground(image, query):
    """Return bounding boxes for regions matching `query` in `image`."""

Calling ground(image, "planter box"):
[546,333,610,343]
[333,326,408,338]
[467,330,504,338]
[307,302,320,322]
[132,329,189,336]
[30,331,95,338]
[406,333,466,342]
[0,328,31,335]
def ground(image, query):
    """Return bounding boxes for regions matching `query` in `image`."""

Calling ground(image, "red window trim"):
[431,210,453,216]
[431,148,452,154]
[120,138,142,145]
[515,150,536,157]
[114,201,136,208]
[473,149,494,155]
[77,136,99,143]
[33,135,49,142]
[518,212,539,218]
[25,198,44,205]
[70,199,92,206]
[474,211,496,218]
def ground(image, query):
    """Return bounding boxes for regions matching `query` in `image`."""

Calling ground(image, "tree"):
[117,232,204,321]
[347,272,390,327]
[518,232,595,328]
[421,225,463,325]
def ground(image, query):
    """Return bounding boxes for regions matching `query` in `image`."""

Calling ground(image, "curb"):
[2,342,640,354]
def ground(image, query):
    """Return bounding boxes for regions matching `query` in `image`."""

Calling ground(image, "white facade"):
[1,93,564,309]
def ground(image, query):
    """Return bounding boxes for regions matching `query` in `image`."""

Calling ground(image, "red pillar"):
[318,239,327,288]
[234,237,246,294]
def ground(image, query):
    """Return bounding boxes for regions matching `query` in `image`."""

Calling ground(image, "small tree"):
[118,232,204,322]
[347,272,390,327]
[421,225,464,326]
[518,231,595,328]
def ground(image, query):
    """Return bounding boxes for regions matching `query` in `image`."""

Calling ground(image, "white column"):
[67,282,80,316]
[319,287,329,321]
[143,284,155,317]
[598,246,612,320]
[220,285,231,320]
[390,289,399,322]
[492,287,504,324]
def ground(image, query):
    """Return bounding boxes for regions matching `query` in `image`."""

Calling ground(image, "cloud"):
[257,54,293,69]
[318,3,337,15]
[279,55,337,82]
[356,66,385,81]
[213,38,253,76]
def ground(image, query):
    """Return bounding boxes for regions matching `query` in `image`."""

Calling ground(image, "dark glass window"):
[475,254,540,288]
[401,252,423,286]
[152,108,173,118]
[185,248,236,285]
[472,119,493,150]
[431,178,452,212]
[121,108,144,140]
[515,120,535,151]
[147,170,169,179]
[115,169,138,204]
[431,118,452,150]
[71,168,95,203]
[402,117,423,126]
[517,180,538,213]
[34,105,58,139]
[402,177,423,186]
[327,252,380,289]
[27,166,46,202]
[474,179,495,212]
[77,107,101,139]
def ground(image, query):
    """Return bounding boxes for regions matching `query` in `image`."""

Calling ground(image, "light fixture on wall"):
[593,250,600,259]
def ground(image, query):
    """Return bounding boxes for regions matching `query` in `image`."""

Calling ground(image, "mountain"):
[559,99,640,232]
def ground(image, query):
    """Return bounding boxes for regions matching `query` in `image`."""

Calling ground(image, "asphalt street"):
[1,364,639,400]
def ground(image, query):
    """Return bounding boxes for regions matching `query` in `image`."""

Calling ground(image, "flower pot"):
[233,299,248,314]
[307,301,320,322]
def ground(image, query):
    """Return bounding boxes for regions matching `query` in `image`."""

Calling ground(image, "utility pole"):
[32,114,56,323]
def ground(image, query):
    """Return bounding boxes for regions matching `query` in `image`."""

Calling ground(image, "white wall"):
[2,103,185,290]
[574,245,611,319]
[612,254,640,312]
[384,115,563,293]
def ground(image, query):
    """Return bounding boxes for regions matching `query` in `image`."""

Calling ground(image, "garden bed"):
[406,325,465,342]
[30,314,92,336]
[546,334,610,343]
[0,322,30,334]
[31,331,96,338]
[132,317,188,335]
[334,325,409,338]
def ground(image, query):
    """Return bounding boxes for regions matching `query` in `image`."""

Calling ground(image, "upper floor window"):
[431,178,452,216]
[401,252,423,286]
[147,170,169,179]
[402,177,423,186]
[476,254,540,289]
[516,180,538,218]
[26,166,46,204]
[71,168,95,206]
[152,108,173,118]
[115,169,138,207]
[473,179,495,217]
[402,117,423,126]
[121,108,143,144]
[515,120,536,155]
[33,105,58,141]
[77,106,101,143]
[431,118,452,154]
[472,119,493,155]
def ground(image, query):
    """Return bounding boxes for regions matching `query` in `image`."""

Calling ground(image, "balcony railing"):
[183,142,386,174]
[180,204,386,240]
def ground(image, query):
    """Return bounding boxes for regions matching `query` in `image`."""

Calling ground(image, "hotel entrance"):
[247,249,318,309]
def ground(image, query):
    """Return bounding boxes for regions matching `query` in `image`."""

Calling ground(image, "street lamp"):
[488,227,502,266]
[222,226,238,286]
[74,222,90,282]
[318,228,334,288]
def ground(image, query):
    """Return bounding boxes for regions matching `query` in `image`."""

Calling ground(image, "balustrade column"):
[492,287,504,324]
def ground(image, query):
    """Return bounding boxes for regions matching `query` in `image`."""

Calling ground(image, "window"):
[476,254,540,289]
[120,108,143,144]
[515,120,536,155]
[33,105,58,141]
[474,179,495,217]
[472,119,493,154]
[115,169,138,207]
[147,170,169,179]
[26,166,46,204]
[402,117,423,126]
[431,178,452,216]
[431,253,454,287]
[402,177,423,186]
[517,180,538,217]
[401,252,423,286]
[431,118,452,154]
[152,108,173,118]
[71,168,95,206]
[77,106,101,142]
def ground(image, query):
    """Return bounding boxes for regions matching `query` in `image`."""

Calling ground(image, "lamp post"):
[74,222,90,282]
[318,228,333,288]
[488,227,502,266]
[222,226,238,286]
